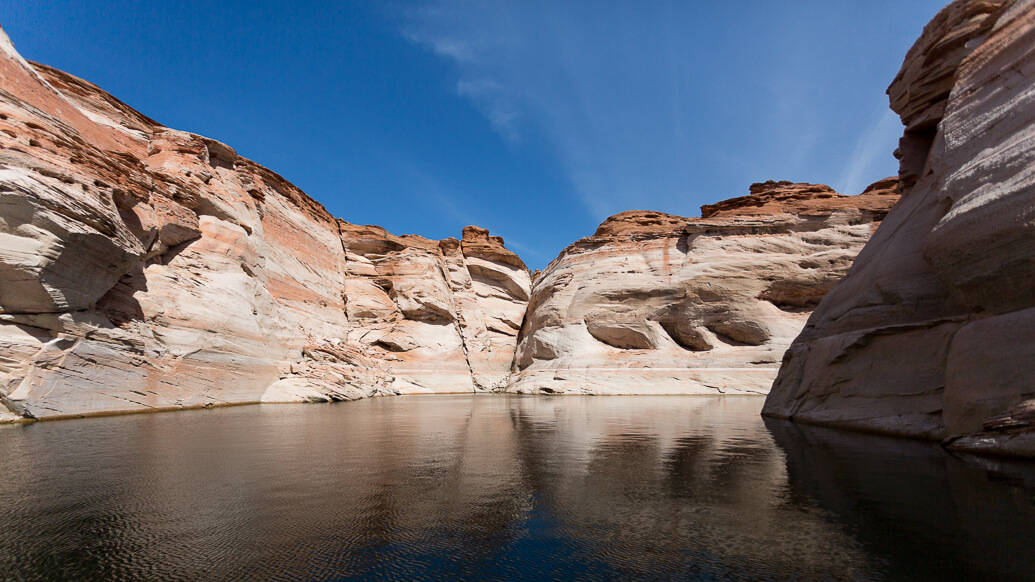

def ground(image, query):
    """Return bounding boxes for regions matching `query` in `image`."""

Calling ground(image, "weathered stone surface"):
[887,0,1009,188]
[0,26,528,420]
[763,0,1035,457]
[508,181,898,395]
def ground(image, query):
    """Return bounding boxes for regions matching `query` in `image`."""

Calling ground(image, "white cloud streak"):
[837,109,901,195]
[401,1,906,218]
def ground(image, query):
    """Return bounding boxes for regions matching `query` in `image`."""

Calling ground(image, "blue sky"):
[4,1,945,268]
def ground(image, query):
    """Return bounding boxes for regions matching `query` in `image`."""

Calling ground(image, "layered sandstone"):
[763,0,1035,457]
[508,180,899,395]
[0,26,528,420]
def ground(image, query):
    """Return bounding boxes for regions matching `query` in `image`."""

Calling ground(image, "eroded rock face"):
[508,180,898,395]
[763,0,1035,457]
[0,27,528,420]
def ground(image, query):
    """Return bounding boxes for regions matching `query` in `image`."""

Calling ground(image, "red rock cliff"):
[0,26,528,420]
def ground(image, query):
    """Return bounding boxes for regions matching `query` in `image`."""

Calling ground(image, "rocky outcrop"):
[763,0,1035,457]
[508,180,899,395]
[0,26,528,420]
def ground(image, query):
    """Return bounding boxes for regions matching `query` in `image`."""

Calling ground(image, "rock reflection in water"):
[0,395,1032,581]
[766,418,1035,581]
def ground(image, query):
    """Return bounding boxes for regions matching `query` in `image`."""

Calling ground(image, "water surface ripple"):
[1,395,1033,581]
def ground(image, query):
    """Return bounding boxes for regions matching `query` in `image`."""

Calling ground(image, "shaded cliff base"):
[764,408,1035,459]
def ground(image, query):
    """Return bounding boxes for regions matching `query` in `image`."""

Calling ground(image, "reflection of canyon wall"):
[6,395,1034,579]
[763,0,1035,457]
[509,181,898,395]
[0,397,873,580]
[766,418,1035,581]
[0,27,528,420]
[501,396,878,579]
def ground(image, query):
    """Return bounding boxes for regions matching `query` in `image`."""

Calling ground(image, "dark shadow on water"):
[764,417,1035,582]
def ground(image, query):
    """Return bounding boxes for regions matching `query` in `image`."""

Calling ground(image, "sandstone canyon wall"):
[763,0,1035,457]
[0,22,901,421]
[508,181,899,395]
[0,26,528,420]
[0,13,926,423]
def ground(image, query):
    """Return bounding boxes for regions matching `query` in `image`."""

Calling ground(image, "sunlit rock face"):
[508,180,898,395]
[0,27,528,420]
[327,223,530,397]
[763,0,1035,457]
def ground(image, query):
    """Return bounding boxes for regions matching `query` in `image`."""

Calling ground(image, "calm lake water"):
[1,395,1033,581]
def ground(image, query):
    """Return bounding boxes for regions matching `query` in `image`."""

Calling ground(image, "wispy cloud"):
[400,1,906,219]
[425,37,476,62]
[837,109,901,195]
[498,236,547,260]
[390,159,550,258]
[399,5,479,62]
[390,160,478,232]
[456,79,521,141]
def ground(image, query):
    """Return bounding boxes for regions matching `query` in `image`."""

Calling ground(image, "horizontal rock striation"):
[763,0,1035,457]
[0,26,528,420]
[507,180,898,395]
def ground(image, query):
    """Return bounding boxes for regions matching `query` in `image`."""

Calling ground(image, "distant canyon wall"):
[508,181,898,395]
[763,0,1035,457]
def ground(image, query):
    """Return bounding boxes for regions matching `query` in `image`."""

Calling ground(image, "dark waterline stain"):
[0,395,1033,581]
